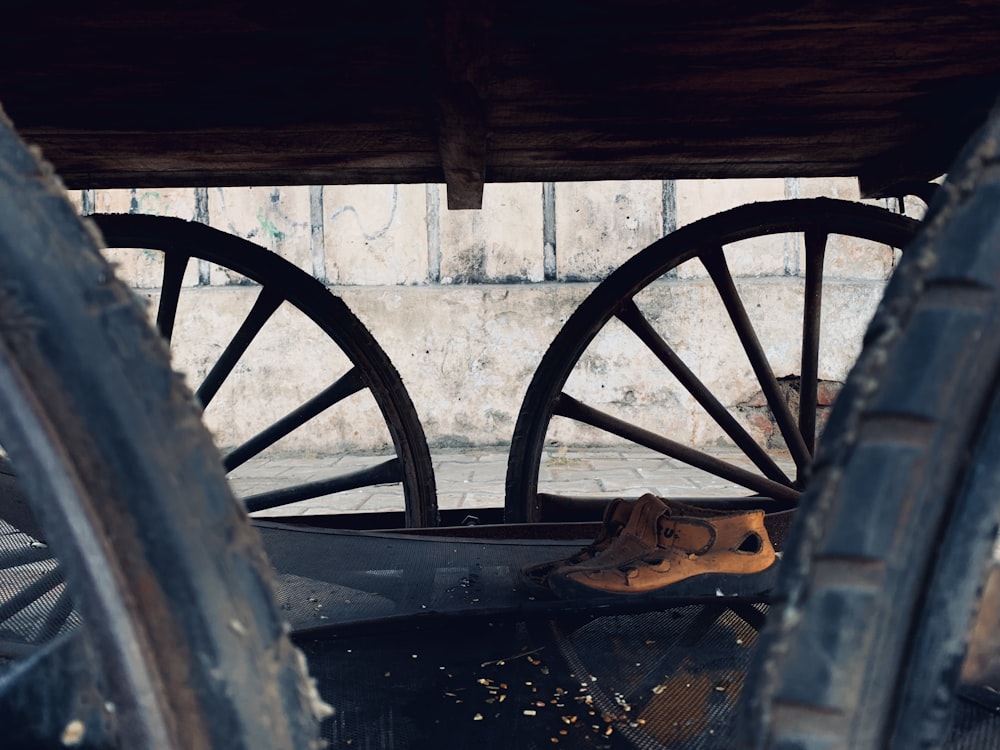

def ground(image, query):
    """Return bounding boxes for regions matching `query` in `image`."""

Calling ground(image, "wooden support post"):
[426,0,493,209]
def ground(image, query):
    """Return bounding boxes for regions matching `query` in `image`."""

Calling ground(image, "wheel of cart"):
[90,213,438,528]
[505,197,922,523]
[737,105,1000,750]
[2,5,1000,748]
[0,114,323,745]
[7,155,990,749]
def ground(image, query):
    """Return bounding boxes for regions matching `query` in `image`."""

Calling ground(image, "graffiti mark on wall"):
[256,207,287,242]
[327,185,399,241]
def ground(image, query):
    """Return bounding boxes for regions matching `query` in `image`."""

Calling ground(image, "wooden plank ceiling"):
[1,0,998,207]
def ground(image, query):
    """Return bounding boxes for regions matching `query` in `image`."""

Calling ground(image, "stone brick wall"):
[68,178,917,456]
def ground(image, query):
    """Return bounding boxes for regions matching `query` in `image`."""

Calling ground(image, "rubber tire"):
[0,111,323,746]
[92,213,438,527]
[739,108,1000,749]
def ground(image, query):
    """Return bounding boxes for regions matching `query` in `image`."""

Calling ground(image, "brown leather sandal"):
[547,501,777,601]
[519,493,736,591]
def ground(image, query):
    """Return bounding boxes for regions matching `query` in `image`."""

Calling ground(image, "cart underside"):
[3,1,999,205]
[2,3,1000,749]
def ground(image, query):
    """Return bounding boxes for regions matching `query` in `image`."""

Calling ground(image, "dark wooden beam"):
[3,1,999,190]
[426,0,493,210]
[859,78,998,198]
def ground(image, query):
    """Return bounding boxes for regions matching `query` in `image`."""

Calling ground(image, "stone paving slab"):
[234,446,794,518]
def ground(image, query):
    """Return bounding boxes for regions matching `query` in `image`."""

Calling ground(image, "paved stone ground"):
[230,445,794,518]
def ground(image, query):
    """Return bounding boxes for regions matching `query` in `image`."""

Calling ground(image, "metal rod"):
[616,299,790,485]
[0,545,54,571]
[223,367,366,471]
[243,458,402,512]
[196,286,283,408]
[37,586,75,638]
[799,231,827,457]
[553,393,800,503]
[700,246,811,477]
[0,567,63,625]
[155,252,189,343]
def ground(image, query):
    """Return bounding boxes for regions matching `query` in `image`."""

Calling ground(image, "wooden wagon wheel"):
[504,198,920,523]
[91,213,438,528]
[738,110,1000,750]
[0,113,322,747]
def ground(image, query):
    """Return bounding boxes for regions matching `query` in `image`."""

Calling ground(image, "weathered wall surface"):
[70,179,916,457]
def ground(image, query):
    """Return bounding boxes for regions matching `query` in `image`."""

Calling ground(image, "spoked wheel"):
[0,112,321,747]
[505,198,921,522]
[91,213,437,528]
[740,109,1000,749]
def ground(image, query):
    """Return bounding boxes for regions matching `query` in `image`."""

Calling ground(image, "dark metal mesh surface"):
[257,521,600,633]
[262,522,773,749]
[299,605,764,750]
[300,619,626,750]
[0,519,78,662]
[553,605,765,750]
[267,523,1000,749]
[947,694,1000,749]
[0,512,993,749]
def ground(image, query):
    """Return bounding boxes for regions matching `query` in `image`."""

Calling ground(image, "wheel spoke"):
[0,583,77,658]
[0,545,53,570]
[243,458,403,512]
[799,231,828,457]
[223,367,367,471]
[195,286,283,409]
[155,251,189,342]
[36,585,74,638]
[0,566,63,625]
[616,299,791,485]
[700,246,812,477]
[553,393,800,503]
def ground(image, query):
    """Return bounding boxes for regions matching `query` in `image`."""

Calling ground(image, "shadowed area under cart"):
[247,518,996,749]
[1,502,998,748]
